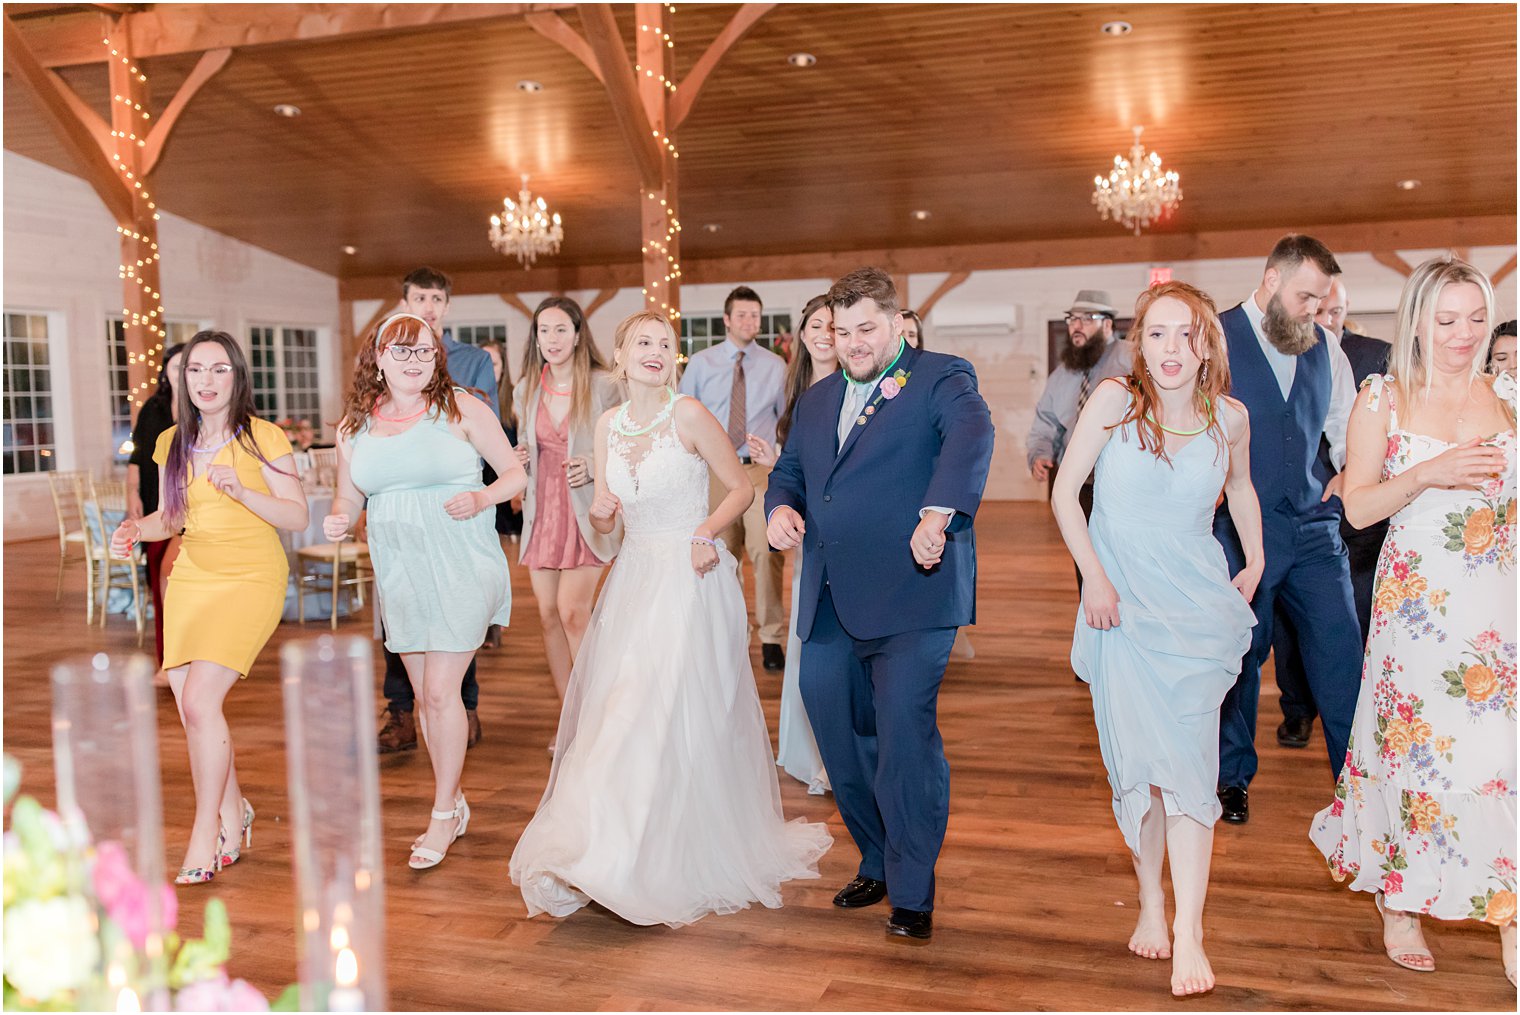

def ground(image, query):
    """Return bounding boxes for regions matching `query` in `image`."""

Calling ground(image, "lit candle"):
[327,946,365,1013]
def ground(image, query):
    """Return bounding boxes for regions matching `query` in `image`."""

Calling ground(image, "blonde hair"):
[1391,254,1495,394]
[610,311,678,388]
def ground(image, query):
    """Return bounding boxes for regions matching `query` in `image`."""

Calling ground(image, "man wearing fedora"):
[1028,289,1133,581]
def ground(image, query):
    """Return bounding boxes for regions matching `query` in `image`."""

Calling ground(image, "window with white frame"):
[107,318,201,461]
[3,311,57,474]
[250,325,322,435]
[450,323,507,346]
[679,311,792,358]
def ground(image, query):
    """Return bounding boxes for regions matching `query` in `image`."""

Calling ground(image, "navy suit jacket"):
[765,345,995,642]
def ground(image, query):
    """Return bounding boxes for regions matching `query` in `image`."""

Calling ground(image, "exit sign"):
[1148,267,1173,287]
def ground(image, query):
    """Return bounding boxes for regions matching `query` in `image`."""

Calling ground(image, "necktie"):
[838,383,869,449]
[1077,368,1092,413]
[726,350,747,452]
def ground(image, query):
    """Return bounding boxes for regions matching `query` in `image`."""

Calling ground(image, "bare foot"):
[1170,933,1215,997]
[1128,905,1171,960]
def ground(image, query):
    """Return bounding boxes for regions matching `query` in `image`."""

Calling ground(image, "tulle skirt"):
[509,528,832,927]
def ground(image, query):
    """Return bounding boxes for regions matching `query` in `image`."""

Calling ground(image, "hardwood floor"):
[3,502,1512,1011]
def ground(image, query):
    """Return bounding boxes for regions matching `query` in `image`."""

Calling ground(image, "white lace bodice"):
[605,394,710,536]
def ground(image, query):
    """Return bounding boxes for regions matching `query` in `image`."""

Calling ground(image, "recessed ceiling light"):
[911,209,931,221]
[272,103,301,118]
[703,223,722,233]
[1100,21,1132,36]
[1396,178,1421,190]
[342,245,357,255]
[786,52,817,68]
[516,80,544,93]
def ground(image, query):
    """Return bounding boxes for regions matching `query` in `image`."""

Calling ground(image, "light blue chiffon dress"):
[348,407,511,653]
[1071,416,1256,853]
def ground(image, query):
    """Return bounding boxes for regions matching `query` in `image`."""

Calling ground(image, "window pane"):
[692,318,708,338]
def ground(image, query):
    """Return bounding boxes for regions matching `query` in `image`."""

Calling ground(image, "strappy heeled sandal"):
[409,794,469,870]
[1376,893,1435,973]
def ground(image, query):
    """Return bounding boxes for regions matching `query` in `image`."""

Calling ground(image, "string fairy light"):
[105,35,165,407]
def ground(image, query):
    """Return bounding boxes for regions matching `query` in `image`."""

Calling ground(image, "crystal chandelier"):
[489,174,564,266]
[1091,127,1182,235]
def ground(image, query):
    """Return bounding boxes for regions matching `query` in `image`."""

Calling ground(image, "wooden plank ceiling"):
[4,3,1516,283]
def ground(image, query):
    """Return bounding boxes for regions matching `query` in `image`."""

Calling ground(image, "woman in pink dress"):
[514,297,624,723]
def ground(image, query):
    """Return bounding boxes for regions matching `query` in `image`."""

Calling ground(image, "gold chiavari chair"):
[83,476,147,645]
[47,469,89,604]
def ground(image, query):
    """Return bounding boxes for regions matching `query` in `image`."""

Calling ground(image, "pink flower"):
[1383,871,1404,895]
[174,973,268,1012]
[1475,630,1501,652]
[880,377,901,400]
[1329,798,1344,817]
[1496,856,1517,880]
[1481,779,1511,797]
[92,841,177,949]
[1396,702,1414,723]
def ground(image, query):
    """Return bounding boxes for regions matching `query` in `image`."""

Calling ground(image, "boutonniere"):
[879,368,910,400]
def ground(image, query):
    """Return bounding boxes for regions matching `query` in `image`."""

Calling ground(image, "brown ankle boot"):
[377,706,417,753]
[466,709,482,749]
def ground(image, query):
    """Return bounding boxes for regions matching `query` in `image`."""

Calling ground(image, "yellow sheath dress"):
[153,417,293,676]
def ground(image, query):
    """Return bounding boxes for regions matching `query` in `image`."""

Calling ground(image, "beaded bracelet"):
[690,536,716,547]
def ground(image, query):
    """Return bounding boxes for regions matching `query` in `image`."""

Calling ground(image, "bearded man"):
[1212,234,1360,824]
[1027,290,1133,585]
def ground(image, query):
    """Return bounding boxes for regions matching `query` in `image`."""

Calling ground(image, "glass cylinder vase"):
[281,635,388,1012]
[50,650,168,1012]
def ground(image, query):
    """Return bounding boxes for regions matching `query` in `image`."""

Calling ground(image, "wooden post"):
[636,3,680,325]
[106,17,164,416]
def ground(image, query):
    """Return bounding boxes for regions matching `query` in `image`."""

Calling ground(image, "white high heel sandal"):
[408,794,470,870]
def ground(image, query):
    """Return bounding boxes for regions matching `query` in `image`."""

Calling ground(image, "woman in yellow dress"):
[112,331,308,884]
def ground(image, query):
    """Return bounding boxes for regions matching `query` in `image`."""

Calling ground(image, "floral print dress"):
[1311,373,1516,924]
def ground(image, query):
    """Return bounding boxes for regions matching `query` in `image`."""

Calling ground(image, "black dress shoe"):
[1218,786,1248,824]
[762,643,785,671]
[1276,716,1313,748]
[886,907,932,940]
[832,876,887,908]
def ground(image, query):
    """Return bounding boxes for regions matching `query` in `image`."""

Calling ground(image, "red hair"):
[1115,281,1232,465]
[337,315,460,436]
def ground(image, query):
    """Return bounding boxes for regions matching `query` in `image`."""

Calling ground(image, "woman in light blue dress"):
[324,313,526,870]
[746,294,835,794]
[1052,282,1262,999]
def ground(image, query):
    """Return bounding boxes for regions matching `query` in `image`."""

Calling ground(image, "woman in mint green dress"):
[1053,282,1262,999]
[325,313,527,870]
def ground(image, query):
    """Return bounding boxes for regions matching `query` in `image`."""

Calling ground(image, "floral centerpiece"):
[3,756,292,1012]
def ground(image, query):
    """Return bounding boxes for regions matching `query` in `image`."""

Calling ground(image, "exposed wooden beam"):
[1372,251,1415,277]
[337,217,1519,301]
[1493,254,1518,287]
[669,3,774,130]
[583,288,618,317]
[2,14,133,224]
[12,3,576,68]
[576,3,662,187]
[1454,246,1472,263]
[916,271,972,320]
[523,10,603,84]
[139,47,231,175]
[499,293,534,318]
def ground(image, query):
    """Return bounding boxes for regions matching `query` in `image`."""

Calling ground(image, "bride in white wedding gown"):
[509,311,831,928]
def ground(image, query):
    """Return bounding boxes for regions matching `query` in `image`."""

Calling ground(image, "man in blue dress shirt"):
[678,286,789,671]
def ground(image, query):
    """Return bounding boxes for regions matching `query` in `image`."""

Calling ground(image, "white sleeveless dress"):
[509,394,832,927]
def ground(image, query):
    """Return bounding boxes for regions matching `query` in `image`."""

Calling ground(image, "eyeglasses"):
[386,345,437,362]
[1064,313,1111,325]
[183,364,234,379]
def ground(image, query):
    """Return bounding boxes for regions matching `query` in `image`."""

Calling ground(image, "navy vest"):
[1221,304,1334,518]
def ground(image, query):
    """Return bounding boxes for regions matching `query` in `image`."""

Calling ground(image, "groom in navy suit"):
[766,267,994,941]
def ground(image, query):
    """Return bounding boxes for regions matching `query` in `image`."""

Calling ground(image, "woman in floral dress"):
[1310,256,1516,986]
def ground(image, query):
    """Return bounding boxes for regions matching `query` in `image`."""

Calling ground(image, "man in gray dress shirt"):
[678,285,789,670]
[1027,289,1133,584]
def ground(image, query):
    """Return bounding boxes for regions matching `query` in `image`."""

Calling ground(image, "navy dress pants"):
[799,584,956,913]
[1216,507,1361,788]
